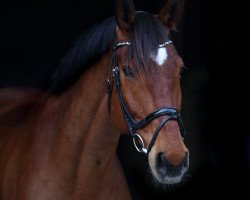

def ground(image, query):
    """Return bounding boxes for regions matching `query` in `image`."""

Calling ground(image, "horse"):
[0,0,189,199]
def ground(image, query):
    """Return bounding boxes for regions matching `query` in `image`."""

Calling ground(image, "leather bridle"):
[106,40,185,155]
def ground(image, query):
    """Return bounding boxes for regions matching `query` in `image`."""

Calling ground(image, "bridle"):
[106,39,185,155]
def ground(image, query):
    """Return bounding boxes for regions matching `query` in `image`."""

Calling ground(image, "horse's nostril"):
[156,152,169,176]
[156,152,188,178]
[156,153,166,168]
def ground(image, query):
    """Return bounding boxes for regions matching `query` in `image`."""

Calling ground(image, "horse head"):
[108,0,189,185]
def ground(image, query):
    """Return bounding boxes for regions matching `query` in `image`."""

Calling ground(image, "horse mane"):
[50,12,169,94]
[50,17,116,94]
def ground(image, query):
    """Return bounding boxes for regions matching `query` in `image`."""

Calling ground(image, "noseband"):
[106,40,185,155]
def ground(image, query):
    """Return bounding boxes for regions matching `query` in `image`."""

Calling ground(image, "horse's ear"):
[158,0,185,29]
[115,0,135,32]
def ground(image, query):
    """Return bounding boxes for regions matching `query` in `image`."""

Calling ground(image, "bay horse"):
[0,0,189,199]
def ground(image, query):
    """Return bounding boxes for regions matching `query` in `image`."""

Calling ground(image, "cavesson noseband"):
[106,39,185,155]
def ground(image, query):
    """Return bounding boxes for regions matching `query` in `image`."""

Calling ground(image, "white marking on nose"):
[153,47,168,66]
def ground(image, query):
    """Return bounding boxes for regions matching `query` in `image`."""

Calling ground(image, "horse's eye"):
[122,66,134,77]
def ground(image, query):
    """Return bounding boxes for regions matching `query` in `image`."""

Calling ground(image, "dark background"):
[0,0,249,199]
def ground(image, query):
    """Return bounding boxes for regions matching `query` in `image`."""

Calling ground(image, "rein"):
[106,40,185,155]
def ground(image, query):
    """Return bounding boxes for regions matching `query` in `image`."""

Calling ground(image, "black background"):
[0,0,249,199]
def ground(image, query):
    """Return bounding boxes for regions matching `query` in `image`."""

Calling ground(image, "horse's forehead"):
[151,45,179,63]
[117,43,180,74]
[151,47,168,66]
[150,46,180,71]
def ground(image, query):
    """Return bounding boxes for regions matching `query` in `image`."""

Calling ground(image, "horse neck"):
[53,50,119,155]
[33,50,123,194]
[58,51,113,135]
